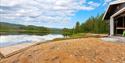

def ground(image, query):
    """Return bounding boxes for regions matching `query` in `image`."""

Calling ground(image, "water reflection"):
[0,34,64,47]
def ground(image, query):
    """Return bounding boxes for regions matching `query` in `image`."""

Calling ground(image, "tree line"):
[62,14,109,36]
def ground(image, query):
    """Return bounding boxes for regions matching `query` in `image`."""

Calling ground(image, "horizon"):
[0,0,114,28]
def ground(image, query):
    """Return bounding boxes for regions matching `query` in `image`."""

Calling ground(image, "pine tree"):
[74,22,80,33]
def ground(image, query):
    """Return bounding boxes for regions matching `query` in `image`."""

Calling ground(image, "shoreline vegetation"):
[0,22,50,35]
[53,33,108,42]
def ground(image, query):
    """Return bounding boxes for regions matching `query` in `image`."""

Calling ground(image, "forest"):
[62,14,109,36]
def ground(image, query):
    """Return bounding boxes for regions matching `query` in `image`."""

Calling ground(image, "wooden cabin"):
[103,0,125,36]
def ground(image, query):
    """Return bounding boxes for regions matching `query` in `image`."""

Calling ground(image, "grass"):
[70,33,86,38]
[51,33,86,41]
[52,33,107,42]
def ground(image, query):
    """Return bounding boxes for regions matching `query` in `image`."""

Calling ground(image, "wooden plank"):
[0,42,38,58]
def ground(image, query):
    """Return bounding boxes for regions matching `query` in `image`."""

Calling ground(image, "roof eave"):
[103,1,125,20]
[102,5,110,20]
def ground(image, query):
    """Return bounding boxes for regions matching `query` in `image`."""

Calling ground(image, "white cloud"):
[103,0,112,5]
[88,1,100,7]
[0,0,26,6]
[0,0,100,27]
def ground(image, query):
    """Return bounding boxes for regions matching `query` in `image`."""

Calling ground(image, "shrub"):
[123,31,125,37]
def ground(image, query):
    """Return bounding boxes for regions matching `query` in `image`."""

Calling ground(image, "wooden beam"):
[112,8,125,18]
[110,17,114,36]
[114,11,125,20]
[116,27,125,30]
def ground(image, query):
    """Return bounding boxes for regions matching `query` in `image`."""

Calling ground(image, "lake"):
[0,34,64,47]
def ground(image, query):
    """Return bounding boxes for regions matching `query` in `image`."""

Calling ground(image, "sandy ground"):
[0,38,125,63]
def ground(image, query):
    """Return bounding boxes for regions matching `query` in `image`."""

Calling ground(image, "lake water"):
[0,34,64,47]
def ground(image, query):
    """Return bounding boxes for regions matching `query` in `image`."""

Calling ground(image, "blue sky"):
[0,0,113,28]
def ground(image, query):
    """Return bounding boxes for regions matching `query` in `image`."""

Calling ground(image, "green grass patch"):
[70,33,86,38]
[51,33,86,41]
[51,33,107,42]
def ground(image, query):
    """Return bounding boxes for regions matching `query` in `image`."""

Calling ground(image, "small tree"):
[74,22,80,33]
[62,28,72,38]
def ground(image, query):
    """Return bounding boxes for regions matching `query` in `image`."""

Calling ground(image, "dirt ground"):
[1,38,125,63]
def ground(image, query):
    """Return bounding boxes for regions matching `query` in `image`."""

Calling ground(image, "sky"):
[0,0,114,28]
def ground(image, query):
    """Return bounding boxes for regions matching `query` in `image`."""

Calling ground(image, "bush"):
[123,31,125,37]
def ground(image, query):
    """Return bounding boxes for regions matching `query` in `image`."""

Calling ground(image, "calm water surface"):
[0,34,64,47]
